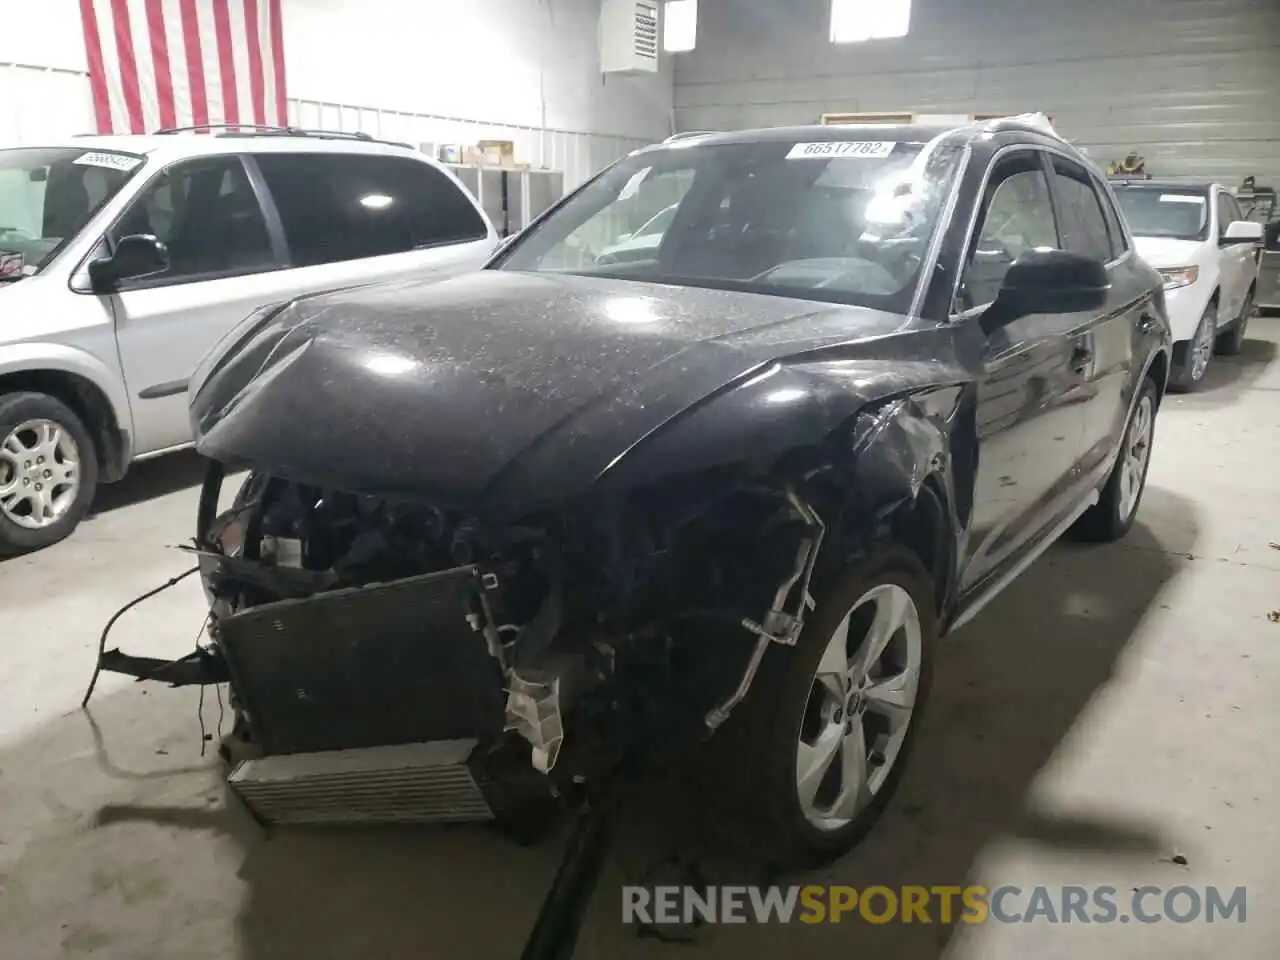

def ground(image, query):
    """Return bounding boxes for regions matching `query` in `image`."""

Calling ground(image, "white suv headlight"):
[1158,266,1200,290]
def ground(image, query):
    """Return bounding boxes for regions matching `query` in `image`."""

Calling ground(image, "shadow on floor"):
[3,491,1190,960]
[87,450,209,517]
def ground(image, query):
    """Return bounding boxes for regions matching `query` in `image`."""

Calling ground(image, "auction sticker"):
[74,151,143,171]
[0,252,23,278]
[786,141,895,159]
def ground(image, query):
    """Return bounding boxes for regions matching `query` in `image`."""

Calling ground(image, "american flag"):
[79,0,288,135]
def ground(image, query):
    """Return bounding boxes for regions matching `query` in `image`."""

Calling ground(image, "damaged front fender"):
[594,349,977,620]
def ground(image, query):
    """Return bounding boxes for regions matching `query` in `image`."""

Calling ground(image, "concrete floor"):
[2,322,1278,960]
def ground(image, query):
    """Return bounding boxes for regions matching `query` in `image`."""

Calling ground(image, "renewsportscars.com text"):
[622,884,1247,926]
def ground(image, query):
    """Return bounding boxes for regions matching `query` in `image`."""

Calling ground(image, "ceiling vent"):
[600,0,660,74]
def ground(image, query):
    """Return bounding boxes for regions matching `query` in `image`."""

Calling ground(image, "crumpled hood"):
[190,269,907,513]
[1132,235,1205,269]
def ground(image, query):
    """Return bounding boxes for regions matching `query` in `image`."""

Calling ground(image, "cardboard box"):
[477,139,517,165]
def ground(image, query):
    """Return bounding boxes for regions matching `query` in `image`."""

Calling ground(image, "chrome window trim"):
[946,141,1132,320]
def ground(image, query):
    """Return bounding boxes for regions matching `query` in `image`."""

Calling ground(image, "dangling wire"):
[80,566,201,708]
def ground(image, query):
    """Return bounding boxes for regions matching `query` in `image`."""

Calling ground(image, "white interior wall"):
[674,0,1280,186]
[0,0,675,187]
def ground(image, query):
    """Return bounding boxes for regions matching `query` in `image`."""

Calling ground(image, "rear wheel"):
[1169,301,1217,391]
[1072,376,1158,543]
[705,546,937,870]
[0,392,99,554]
[1215,288,1254,356]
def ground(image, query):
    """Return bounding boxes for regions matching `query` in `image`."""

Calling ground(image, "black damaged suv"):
[101,116,1170,957]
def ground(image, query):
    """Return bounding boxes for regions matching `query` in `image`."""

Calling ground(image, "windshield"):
[1113,186,1209,242]
[634,203,677,238]
[0,146,144,279]
[495,135,966,312]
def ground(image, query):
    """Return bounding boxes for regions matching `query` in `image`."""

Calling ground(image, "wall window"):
[254,154,489,268]
[110,157,273,283]
[663,0,697,53]
[830,0,912,43]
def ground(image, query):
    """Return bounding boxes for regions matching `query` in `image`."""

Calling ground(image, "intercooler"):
[228,739,495,825]
[211,564,552,825]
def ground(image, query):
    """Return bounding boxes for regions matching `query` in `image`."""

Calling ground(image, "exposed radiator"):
[228,739,495,825]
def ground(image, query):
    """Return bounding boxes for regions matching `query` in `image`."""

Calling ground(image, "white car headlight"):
[1158,265,1199,290]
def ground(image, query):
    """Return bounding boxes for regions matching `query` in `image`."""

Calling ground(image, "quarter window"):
[960,153,1059,310]
[1051,157,1112,262]
[1094,178,1129,259]
[254,153,489,268]
[109,157,274,283]
[1215,191,1241,236]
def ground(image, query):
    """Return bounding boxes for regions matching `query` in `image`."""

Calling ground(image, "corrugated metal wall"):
[675,0,1280,186]
[0,64,651,189]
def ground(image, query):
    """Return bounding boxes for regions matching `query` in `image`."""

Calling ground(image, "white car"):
[0,127,499,553]
[1111,180,1263,390]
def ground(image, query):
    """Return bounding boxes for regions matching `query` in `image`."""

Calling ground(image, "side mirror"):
[88,234,170,292]
[1221,220,1264,245]
[982,249,1109,332]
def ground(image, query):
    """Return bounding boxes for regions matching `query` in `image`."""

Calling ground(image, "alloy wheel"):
[1189,309,1216,381]
[796,582,923,831]
[0,419,82,530]
[1116,394,1154,522]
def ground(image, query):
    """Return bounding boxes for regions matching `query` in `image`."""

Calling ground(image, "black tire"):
[1168,301,1217,392]
[0,392,99,554]
[702,545,938,871]
[1072,376,1158,543]
[1214,288,1254,356]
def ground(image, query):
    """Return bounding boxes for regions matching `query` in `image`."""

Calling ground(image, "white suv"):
[1111,179,1263,390]
[0,127,499,553]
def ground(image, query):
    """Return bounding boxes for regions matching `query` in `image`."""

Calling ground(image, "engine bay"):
[122,460,820,817]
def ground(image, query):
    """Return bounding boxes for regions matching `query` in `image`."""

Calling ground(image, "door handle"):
[1070,345,1093,374]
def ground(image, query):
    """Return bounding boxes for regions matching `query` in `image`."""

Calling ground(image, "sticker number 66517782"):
[785,141,895,160]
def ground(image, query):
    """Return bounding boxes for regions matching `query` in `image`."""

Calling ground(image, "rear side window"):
[1093,179,1129,258]
[254,153,489,268]
[1051,157,1113,263]
[1215,191,1242,236]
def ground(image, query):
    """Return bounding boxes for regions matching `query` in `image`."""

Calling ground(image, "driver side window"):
[108,157,274,285]
[959,154,1059,311]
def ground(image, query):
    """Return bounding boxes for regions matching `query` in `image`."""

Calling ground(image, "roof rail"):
[151,123,413,150]
[973,112,1061,139]
[155,123,289,135]
[663,131,714,143]
[218,127,374,142]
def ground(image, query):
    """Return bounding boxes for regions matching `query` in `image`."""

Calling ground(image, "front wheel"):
[1169,302,1217,392]
[0,392,99,554]
[1215,289,1254,356]
[1072,376,1158,543]
[704,546,937,870]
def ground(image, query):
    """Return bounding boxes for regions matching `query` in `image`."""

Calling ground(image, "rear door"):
[248,151,497,293]
[1046,155,1141,482]
[957,148,1089,592]
[1215,189,1254,321]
